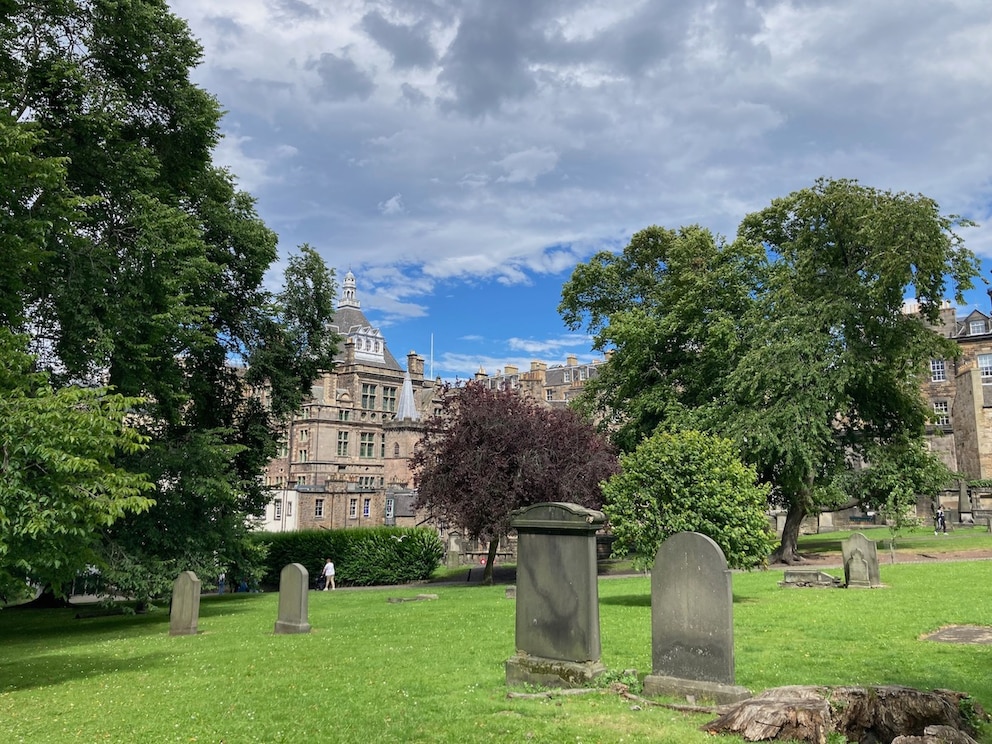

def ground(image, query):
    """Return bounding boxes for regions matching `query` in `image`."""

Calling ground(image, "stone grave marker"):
[643,532,750,703]
[169,571,201,636]
[273,563,311,634]
[841,532,881,588]
[505,502,606,688]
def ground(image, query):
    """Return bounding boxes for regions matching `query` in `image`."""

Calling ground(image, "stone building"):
[256,271,607,534]
[259,271,437,532]
[919,299,992,520]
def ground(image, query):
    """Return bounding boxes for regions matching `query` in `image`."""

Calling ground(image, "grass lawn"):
[2,557,991,743]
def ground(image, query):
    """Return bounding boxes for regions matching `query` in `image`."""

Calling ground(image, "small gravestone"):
[643,532,750,704]
[842,532,881,588]
[505,502,607,688]
[273,563,311,634]
[780,569,842,588]
[169,571,201,636]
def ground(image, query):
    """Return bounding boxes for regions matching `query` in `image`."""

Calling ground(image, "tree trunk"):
[703,685,984,743]
[482,537,499,585]
[770,499,807,565]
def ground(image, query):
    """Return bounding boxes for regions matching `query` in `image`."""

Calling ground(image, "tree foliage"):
[0,329,153,600]
[1,1,338,598]
[412,382,618,581]
[561,179,979,563]
[602,429,774,570]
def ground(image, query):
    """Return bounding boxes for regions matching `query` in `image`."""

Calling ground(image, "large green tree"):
[1,1,338,599]
[412,382,618,584]
[561,179,978,564]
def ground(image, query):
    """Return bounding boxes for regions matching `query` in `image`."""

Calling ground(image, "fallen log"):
[703,685,986,743]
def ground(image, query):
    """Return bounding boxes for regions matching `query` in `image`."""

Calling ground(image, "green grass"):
[797,524,992,555]
[2,561,991,743]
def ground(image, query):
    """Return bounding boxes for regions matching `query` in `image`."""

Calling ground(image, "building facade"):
[259,271,437,532]
[257,272,606,533]
[919,300,992,519]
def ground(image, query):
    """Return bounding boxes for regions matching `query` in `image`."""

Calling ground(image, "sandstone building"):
[257,272,605,533]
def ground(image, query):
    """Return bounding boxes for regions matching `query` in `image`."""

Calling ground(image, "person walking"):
[322,558,336,590]
[935,505,947,535]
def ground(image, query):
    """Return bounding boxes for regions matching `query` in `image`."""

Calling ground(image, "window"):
[363,498,371,518]
[385,498,395,520]
[298,449,308,462]
[274,500,282,520]
[358,476,375,489]
[579,367,588,381]
[337,431,349,456]
[286,501,293,517]
[277,441,288,458]
[296,475,307,486]
[930,359,946,382]
[381,433,386,458]
[393,442,400,457]
[546,389,553,401]
[338,409,350,421]
[361,384,377,409]
[349,498,358,518]
[383,386,397,412]
[971,320,986,335]
[979,354,992,380]
[299,428,309,442]
[563,370,571,383]
[314,498,324,518]
[360,432,375,458]
[933,401,950,427]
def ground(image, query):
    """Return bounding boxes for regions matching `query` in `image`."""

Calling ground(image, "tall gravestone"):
[274,563,311,634]
[643,532,750,703]
[169,571,201,636]
[505,502,606,688]
[841,532,881,588]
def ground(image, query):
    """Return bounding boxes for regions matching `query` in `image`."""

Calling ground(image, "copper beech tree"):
[412,381,619,583]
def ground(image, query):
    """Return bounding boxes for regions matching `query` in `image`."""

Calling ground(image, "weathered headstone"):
[273,563,311,634]
[169,571,201,636]
[643,532,750,703]
[505,502,606,688]
[780,569,842,588]
[841,532,881,588]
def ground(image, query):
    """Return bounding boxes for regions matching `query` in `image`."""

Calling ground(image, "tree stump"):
[703,685,985,743]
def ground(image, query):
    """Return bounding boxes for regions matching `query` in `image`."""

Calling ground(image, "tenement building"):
[919,299,992,521]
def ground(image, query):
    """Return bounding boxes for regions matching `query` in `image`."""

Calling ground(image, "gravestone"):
[169,571,201,636]
[642,532,750,703]
[505,502,607,688]
[841,532,881,588]
[273,563,311,634]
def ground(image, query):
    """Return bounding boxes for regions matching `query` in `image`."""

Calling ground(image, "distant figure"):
[935,505,947,535]
[217,572,225,595]
[322,558,336,591]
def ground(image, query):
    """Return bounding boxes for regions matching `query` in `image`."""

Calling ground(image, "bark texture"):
[703,685,985,743]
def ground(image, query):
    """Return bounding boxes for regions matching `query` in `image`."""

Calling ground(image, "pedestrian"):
[935,505,947,535]
[217,572,225,595]
[322,558,336,591]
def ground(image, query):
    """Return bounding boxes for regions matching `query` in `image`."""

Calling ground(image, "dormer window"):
[970,320,986,335]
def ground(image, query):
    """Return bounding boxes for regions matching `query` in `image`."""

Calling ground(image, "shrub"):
[252,527,443,588]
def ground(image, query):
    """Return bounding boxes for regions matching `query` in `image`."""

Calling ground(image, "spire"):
[395,370,421,421]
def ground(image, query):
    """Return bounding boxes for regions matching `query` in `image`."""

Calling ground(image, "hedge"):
[251,527,444,588]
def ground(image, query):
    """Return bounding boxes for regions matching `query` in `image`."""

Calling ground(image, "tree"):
[602,429,774,570]
[1,1,339,600]
[412,381,618,583]
[561,179,979,564]
[0,329,153,602]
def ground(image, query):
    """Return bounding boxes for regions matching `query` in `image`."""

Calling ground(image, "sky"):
[165,0,992,380]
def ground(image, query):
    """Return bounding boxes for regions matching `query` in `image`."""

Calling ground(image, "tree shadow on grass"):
[600,593,760,608]
[0,650,175,692]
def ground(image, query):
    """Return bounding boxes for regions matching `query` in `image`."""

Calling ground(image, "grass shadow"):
[0,650,175,692]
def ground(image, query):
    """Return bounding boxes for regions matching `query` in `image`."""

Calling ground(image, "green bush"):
[252,527,443,588]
